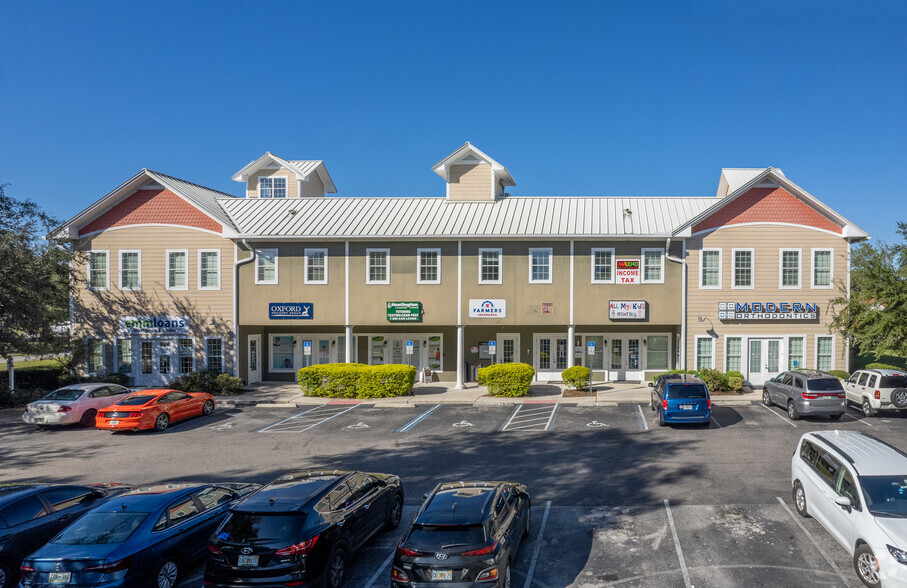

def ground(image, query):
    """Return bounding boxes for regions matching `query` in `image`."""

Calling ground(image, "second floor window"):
[781,249,801,288]
[529,248,552,283]
[305,249,327,284]
[642,249,663,283]
[813,249,832,288]
[256,249,278,284]
[591,248,614,283]
[167,250,188,290]
[417,249,440,284]
[701,250,721,288]
[479,248,502,284]
[367,249,390,284]
[88,251,108,289]
[259,176,287,198]
[733,249,753,288]
[199,250,220,289]
[119,250,140,290]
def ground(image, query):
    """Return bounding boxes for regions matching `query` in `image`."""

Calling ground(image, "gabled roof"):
[432,142,516,187]
[716,167,785,198]
[231,152,337,193]
[54,169,239,238]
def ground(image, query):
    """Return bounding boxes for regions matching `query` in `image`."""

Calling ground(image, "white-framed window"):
[255,249,278,284]
[304,248,328,284]
[259,176,287,198]
[641,248,664,283]
[591,248,615,283]
[646,335,670,370]
[780,248,802,289]
[700,249,722,289]
[816,335,834,371]
[179,338,194,374]
[788,336,805,370]
[732,248,754,289]
[529,248,553,284]
[812,248,833,289]
[206,337,224,373]
[88,250,109,290]
[479,248,502,284]
[417,248,441,284]
[695,336,715,370]
[271,334,296,372]
[86,338,105,374]
[198,249,220,290]
[116,339,132,375]
[366,248,390,284]
[725,337,742,372]
[166,250,188,290]
[118,250,141,290]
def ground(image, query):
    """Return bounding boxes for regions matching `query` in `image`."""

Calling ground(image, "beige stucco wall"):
[448,163,494,201]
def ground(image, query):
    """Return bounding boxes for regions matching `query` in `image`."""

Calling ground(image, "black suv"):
[205,470,403,588]
[392,481,530,588]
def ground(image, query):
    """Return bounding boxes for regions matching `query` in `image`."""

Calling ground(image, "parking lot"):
[2,401,904,586]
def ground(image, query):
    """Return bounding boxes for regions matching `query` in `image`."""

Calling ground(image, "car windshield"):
[408,524,486,550]
[115,395,155,406]
[667,384,707,399]
[43,389,85,401]
[807,379,844,391]
[880,375,907,388]
[216,512,306,544]
[51,512,148,544]
[860,476,907,518]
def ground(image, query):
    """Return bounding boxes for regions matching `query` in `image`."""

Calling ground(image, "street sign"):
[488,341,496,355]
[303,341,312,356]
[406,340,414,355]
[587,341,595,355]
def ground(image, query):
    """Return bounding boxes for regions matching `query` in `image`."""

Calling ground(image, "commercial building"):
[58,143,868,387]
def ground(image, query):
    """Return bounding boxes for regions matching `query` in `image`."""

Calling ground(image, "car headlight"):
[887,544,907,564]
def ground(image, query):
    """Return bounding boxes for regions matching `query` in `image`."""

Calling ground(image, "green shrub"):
[478,363,535,397]
[561,366,591,390]
[651,369,744,392]
[866,363,902,370]
[827,370,851,380]
[650,369,698,382]
[698,369,726,391]
[298,363,416,398]
[171,370,245,395]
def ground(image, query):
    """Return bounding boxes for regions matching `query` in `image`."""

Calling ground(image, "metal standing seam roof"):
[217,196,719,239]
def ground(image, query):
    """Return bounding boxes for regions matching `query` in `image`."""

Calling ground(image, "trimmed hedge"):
[651,369,744,392]
[866,362,902,370]
[298,363,416,399]
[561,366,591,391]
[171,370,245,395]
[827,370,851,380]
[478,363,535,397]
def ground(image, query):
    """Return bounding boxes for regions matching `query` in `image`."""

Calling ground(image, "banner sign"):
[387,301,422,322]
[469,299,506,318]
[609,300,647,319]
[269,303,313,320]
[120,316,190,335]
[718,302,818,320]
[615,259,640,284]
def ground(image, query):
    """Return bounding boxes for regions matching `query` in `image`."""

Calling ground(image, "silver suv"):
[763,370,846,420]
[844,369,907,417]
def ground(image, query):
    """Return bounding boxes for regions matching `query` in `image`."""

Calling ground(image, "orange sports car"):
[95,389,215,432]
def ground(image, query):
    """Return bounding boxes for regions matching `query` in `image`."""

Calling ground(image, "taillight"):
[396,544,424,557]
[275,535,319,556]
[392,568,410,581]
[23,406,29,412]
[208,543,223,555]
[57,406,73,413]
[476,568,499,582]
[20,565,36,575]
[462,540,498,557]
[662,399,667,410]
[802,392,819,400]
[707,398,711,409]
[129,412,142,418]
[875,390,881,399]
[84,555,134,573]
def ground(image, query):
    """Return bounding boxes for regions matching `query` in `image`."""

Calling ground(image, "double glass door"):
[534,334,568,380]
[748,339,781,386]
[136,339,177,387]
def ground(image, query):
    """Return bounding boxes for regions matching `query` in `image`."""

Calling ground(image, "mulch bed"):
[563,389,595,397]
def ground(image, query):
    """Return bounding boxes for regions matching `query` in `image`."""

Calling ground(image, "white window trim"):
[416,248,442,285]
[590,247,615,284]
[366,248,391,285]
[478,248,503,285]
[117,250,141,291]
[731,247,755,290]
[255,248,279,285]
[165,249,189,291]
[787,334,807,371]
[85,337,105,374]
[258,175,288,199]
[528,247,553,284]
[814,334,835,371]
[695,335,716,370]
[87,249,110,291]
[724,336,743,373]
[115,338,133,376]
[177,336,196,375]
[270,334,299,373]
[641,248,665,284]
[811,248,834,289]
[779,248,802,289]
[197,249,221,290]
[699,248,722,289]
[205,336,225,373]
[304,248,329,285]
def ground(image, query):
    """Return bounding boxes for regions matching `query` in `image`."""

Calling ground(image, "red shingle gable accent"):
[79,189,222,235]
[693,187,842,234]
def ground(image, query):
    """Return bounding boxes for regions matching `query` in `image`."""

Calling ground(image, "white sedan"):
[22,383,133,427]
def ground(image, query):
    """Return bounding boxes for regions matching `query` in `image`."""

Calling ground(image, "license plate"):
[49,572,71,583]
[238,554,259,566]
[680,405,693,410]
[35,418,44,423]
[109,420,120,425]
[431,570,452,580]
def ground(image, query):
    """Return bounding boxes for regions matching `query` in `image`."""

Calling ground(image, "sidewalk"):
[218,380,759,409]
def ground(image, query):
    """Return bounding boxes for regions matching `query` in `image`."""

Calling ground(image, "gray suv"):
[762,370,845,420]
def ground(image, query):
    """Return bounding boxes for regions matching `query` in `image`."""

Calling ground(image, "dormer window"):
[260,177,287,198]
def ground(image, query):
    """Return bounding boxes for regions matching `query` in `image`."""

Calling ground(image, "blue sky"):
[1,1,905,243]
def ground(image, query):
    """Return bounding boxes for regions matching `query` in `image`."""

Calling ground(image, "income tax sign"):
[615,259,640,284]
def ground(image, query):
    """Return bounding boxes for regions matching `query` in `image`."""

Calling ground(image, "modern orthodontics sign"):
[120,316,190,335]
[718,302,818,320]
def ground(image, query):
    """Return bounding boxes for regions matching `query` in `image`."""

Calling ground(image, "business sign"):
[718,302,818,320]
[269,303,313,320]
[469,299,506,318]
[615,259,640,284]
[120,316,190,335]
[609,300,647,320]
[387,301,422,322]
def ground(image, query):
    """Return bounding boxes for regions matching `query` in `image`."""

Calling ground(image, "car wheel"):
[650,397,655,411]
[762,390,772,407]
[325,547,347,588]
[79,409,97,428]
[202,400,215,416]
[154,413,170,432]
[863,398,876,417]
[522,503,531,539]
[829,413,842,420]
[892,388,907,409]
[787,400,800,420]
[499,560,511,588]
[155,558,179,588]
[793,481,809,518]
[386,493,403,530]
[657,410,665,427]
[0,561,11,588]
[854,544,881,588]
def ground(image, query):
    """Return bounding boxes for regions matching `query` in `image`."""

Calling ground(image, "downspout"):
[665,238,686,369]
[233,239,257,377]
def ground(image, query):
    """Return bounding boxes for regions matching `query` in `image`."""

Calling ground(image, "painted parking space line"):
[710,414,724,428]
[759,403,798,427]
[396,405,441,433]
[258,404,359,433]
[522,500,551,588]
[365,549,396,587]
[663,499,692,588]
[501,403,558,432]
[635,404,649,431]
[255,406,321,433]
[844,407,873,426]
[776,496,851,585]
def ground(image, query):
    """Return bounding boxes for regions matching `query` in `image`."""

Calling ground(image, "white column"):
[567,325,575,368]
[455,240,465,389]
[456,325,465,389]
[345,325,353,363]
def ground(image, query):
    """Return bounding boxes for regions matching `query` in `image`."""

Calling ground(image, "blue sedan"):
[18,482,259,588]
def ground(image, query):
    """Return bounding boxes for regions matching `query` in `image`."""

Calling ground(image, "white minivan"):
[791,430,907,587]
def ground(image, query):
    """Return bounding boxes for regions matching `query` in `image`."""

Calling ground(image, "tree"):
[830,222,907,360]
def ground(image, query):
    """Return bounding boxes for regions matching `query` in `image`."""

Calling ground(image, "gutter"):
[233,239,257,377]
[665,238,687,369]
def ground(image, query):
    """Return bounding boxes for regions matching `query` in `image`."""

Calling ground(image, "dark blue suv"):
[650,374,711,427]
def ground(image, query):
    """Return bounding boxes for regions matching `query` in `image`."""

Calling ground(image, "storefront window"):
[141,341,153,374]
[585,336,604,370]
[428,336,442,370]
[647,336,669,371]
[817,337,833,371]
[271,336,294,371]
[179,338,194,374]
[696,338,714,370]
[206,338,223,373]
[370,337,386,364]
[725,337,741,372]
[87,339,104,374]
[117,339,132,375]
[788,337,804,370]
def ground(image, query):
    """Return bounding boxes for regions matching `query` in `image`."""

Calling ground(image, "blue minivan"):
[649,374,712,426]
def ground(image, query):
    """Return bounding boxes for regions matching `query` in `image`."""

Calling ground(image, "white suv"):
[844,369,907,416]
[791,430,907,587]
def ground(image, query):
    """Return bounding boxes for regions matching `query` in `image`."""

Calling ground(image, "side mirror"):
[422,493,429,500]
[648,382,654,387]
[375,479,387,487]
[834,495,853,511]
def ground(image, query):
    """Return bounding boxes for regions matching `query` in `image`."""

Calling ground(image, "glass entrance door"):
[495,334,520,364]
[248,335,261,384]
[136,339,177,387]
[534,334,568,381]
[748,339,782,386]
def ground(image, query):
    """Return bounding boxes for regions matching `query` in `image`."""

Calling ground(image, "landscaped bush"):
[866,363,902,370]
[827,370,851,380]
[561,366,591,390]
[298,363,416,399]
[478,363,535,397]
[650,369,698,382]
[726,371,745,391]
[651,369,745,392]
[171,370,245,395]
[0,367,65,393]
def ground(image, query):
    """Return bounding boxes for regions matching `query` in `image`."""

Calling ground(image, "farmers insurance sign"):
[718,302,818,320]
[120,316,190,335]
[615,259,640,284]
[469,299,506,318]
